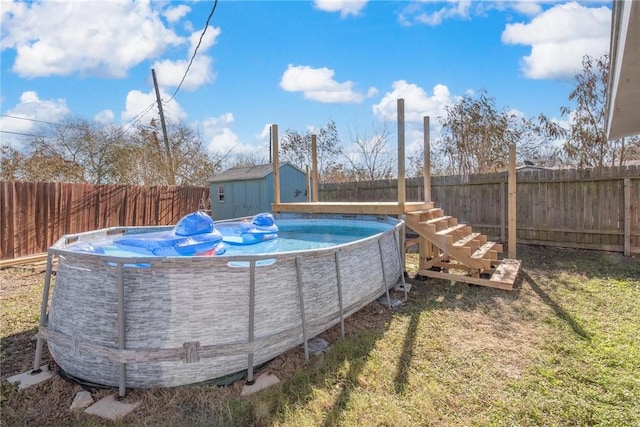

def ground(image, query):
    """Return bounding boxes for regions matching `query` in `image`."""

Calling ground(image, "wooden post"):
[312,134,319,202]
[419,115,431,272]
[272,125,280,205]
[508,144,516,259]
[423,116,431,203]
[500,181,506,242]
[624,178,631,256]
[397,99,406,206]
[306,165,311,202]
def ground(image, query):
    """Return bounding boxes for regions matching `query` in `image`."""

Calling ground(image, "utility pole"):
[151,68,175,185]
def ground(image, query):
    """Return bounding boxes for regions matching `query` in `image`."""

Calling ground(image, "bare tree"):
[438,90,562,175]
[1,117,225,186]
[0,145,27,181]
[279,120,343,181]
[561,54,640,167]
[342,122,395,182]
[224,152,269,169]
[1,117,127,183]
[126,120,225,186]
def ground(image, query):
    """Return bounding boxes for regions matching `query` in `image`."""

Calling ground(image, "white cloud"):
[399,0,472,26]
[153,55,215,91]
[163,4,191,23]
[0,91,71,148]
[509,1,543,16]
[152,26,220,91]
[94,110,115,123]
[121,90,187,127]
[208,127,241,154]
[280,64,374,103]
[398,1,547,27]
[257,123,273,142]
[314,0,368,17]
[200,113,255,155]
[372,81,460,156]
[1,1,183,78]
[502,2,611,79]
[373,80,457,122]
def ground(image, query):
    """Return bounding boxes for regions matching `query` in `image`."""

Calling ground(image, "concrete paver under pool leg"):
[7,366,53,390]
[84,394,141,421]
[241,373,280,396]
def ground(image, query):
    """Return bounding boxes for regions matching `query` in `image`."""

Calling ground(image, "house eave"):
[606,0,640,140]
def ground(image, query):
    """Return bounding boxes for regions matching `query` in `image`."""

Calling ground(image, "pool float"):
[215,212,279,245]
[114,211,226,256]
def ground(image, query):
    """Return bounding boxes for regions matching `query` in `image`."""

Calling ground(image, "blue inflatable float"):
[114,211,227,256]
[215,213,279,245]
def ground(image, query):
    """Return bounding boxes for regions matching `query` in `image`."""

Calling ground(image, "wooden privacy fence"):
[0,182,210,260]
[320,166,640,255]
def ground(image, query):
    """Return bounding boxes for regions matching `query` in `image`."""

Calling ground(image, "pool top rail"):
[271,201,433,216]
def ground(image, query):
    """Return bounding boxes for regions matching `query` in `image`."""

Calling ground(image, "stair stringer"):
[405,212,491,271]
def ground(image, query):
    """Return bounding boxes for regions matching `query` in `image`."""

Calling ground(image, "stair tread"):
[453,232,482,247]
[408,207,441,214]
[435,223,468,236]
[490,259,521,285]
[471,241,498,258]
[420,215,453,225]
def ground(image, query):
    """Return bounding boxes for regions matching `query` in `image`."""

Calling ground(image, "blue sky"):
[0,1,612,161]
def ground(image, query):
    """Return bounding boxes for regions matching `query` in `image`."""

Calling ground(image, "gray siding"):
[210,163,307,220]
[266,164,309,203]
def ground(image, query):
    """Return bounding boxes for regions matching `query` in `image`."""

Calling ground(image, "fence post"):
[508,145,516,259]
[423,116,431,203]
[500,180,506,243]
[624,178,631,256]
[272,124,280,205]
[312,134,319,202]
[397,99,406,206]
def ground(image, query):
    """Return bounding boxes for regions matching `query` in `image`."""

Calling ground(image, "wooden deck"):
[271,201,433,215]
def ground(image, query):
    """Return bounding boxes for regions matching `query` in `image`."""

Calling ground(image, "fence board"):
[0,182,210,260]
[319,166,640,255]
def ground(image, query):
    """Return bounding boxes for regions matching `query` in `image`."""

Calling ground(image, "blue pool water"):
[68,219,392,258]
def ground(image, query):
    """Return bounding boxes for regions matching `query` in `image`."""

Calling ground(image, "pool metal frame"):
[33,214,406,397]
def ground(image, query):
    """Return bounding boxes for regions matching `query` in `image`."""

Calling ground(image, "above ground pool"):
[33,213,405,395]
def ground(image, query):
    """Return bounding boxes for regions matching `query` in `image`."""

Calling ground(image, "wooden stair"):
[405,209,521,290]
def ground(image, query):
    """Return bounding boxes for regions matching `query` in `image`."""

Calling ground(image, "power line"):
[166,0,218,103]
[119,102,157,133]
[0,130,50,139]
[1,101,158,145]
[1,114,64,127]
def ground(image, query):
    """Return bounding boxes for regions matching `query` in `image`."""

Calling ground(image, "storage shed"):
[209,162,309,220]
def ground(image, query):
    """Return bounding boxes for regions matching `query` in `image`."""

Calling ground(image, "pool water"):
[68,219,392,257]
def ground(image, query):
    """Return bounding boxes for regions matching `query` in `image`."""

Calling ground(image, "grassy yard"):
[1,245,639,426]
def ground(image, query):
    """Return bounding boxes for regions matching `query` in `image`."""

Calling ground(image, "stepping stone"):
[241,373,280,396]
[377,295,404,308]
[308,337,331,356]
[84,394,140,421]
[7,366,53,390]
[70,391,94,411]
[394,281,412,292]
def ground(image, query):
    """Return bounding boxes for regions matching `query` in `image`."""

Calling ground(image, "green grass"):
[1,245,639,426]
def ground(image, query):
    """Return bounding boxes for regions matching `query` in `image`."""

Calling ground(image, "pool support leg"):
[295,255,310,362]
[334,250,345,340]
[116,262,127,398]
[378,239,391,309]
[33,252,55,374]
[394,228,408,301]
[246,260,256,385]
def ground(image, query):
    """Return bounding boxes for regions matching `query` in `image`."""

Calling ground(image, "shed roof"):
[209,162,304,183]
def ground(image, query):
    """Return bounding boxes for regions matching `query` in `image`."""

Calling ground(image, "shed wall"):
[210,164,307,220]
[266,164,309,204]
